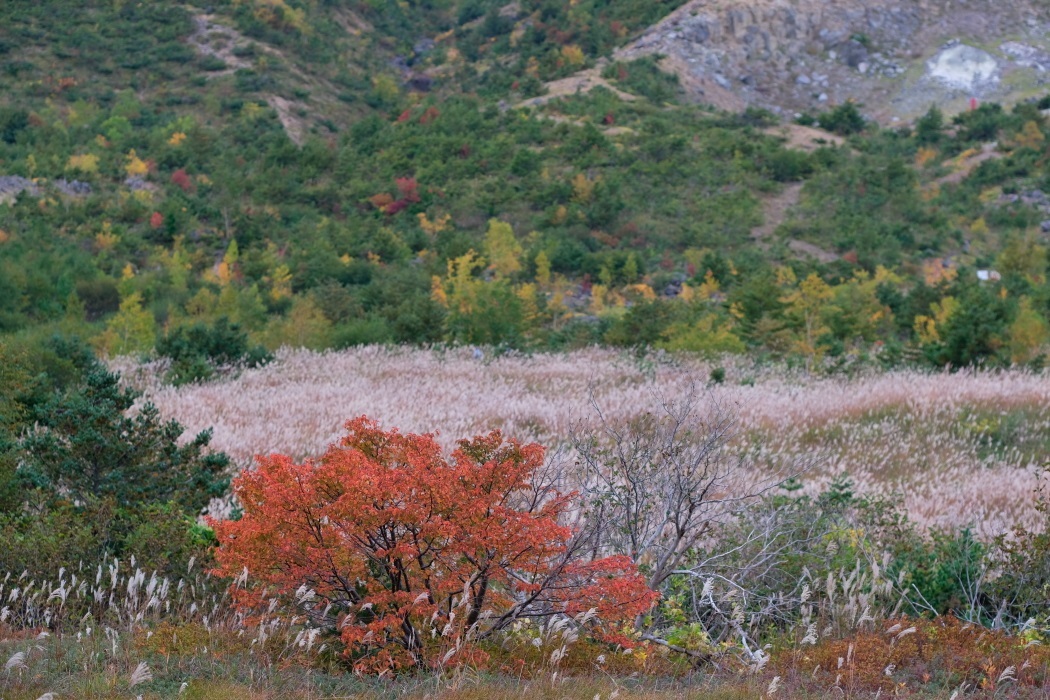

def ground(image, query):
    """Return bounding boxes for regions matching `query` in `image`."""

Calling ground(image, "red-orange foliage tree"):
[212,417,657,673]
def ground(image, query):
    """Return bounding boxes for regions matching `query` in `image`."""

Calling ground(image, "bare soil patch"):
[932,142,1002,187]
[186,14,253,76]
[764,124,845,152]
[519,67,637,108]
[751,182,804,242]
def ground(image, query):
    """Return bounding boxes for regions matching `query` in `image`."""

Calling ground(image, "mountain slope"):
[1,1,1050,370]
[616,0,1050,121]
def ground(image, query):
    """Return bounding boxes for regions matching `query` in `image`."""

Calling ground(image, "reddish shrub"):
[170,168,194,193]
[211,417,657,674]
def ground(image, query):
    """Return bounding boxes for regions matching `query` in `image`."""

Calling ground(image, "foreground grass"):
[6,616,1050,699]
[0,673,765,700]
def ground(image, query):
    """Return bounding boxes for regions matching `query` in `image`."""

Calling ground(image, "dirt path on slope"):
[751,182,803,241]
[788,238,840,263]
[751,181,839,262]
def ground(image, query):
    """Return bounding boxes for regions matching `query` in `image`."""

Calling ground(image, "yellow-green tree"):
[997,235,1047,284]
[96,292,155,356]
[658,313,746,357]
[534,250,552,288]
[825,268,898,344]
[914,296,959,346]
[1008,297,1050,364]
[780,272,834,362]
[432,251,526,345]
[483,219,523,279]
[258,296,332,350]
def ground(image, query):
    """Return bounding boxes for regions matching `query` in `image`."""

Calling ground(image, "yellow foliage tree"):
[922,258,957,286]
[434,250,486,314]
[697,270,721,301]
[268,263,293,301]
[827,268,899,343]
[571,172,596,204]
[997,235,1047,284]
[372,74,400,103]
[94,221,119,252]
[1014,121,1045,150]
[483,219,523,278]
[124,149,149,177]
[259,296,332,350]
[534,250,552,288]
[914,147,938,168]
[561,45,585,66]
[418,212,451,236]
[780,272,834,361]
[154,237,192,292]
[215,240,240,286]
[516,282,541,329]
[658,314,746,357]
[914,296,959,345]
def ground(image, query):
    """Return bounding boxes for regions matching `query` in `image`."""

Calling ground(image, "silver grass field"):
[114,346,1048,540]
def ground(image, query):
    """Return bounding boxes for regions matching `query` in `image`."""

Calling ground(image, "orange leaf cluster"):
[212,417,656,674]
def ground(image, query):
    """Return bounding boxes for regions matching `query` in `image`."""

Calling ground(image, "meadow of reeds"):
[115,347,1049,539]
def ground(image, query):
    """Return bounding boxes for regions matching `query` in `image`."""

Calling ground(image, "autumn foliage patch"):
[211,417,657,674]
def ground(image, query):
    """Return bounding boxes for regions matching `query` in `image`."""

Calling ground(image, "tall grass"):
[114,347,1047,538]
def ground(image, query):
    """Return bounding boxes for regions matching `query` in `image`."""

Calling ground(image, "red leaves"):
[149,211,164,229]
[170,168,194,193]
[395,177,420,203]
[397,107,440,125]
[370,177,420,215]
[418,106,440,125]
[212,416,656,674]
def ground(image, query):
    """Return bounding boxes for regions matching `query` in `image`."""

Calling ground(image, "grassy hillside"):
[2,1,1050,377]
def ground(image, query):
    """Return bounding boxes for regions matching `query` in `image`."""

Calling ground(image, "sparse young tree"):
[571,386,796,657]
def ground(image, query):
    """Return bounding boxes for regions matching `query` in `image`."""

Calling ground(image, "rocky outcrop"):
[615,0,1050,121]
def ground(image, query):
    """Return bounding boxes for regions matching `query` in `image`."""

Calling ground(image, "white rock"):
[927,44,1000,91]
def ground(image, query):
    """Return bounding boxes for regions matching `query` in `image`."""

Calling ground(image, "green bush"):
[0,500,212,579]
[818,102,866,135]
[156,317,273,385]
